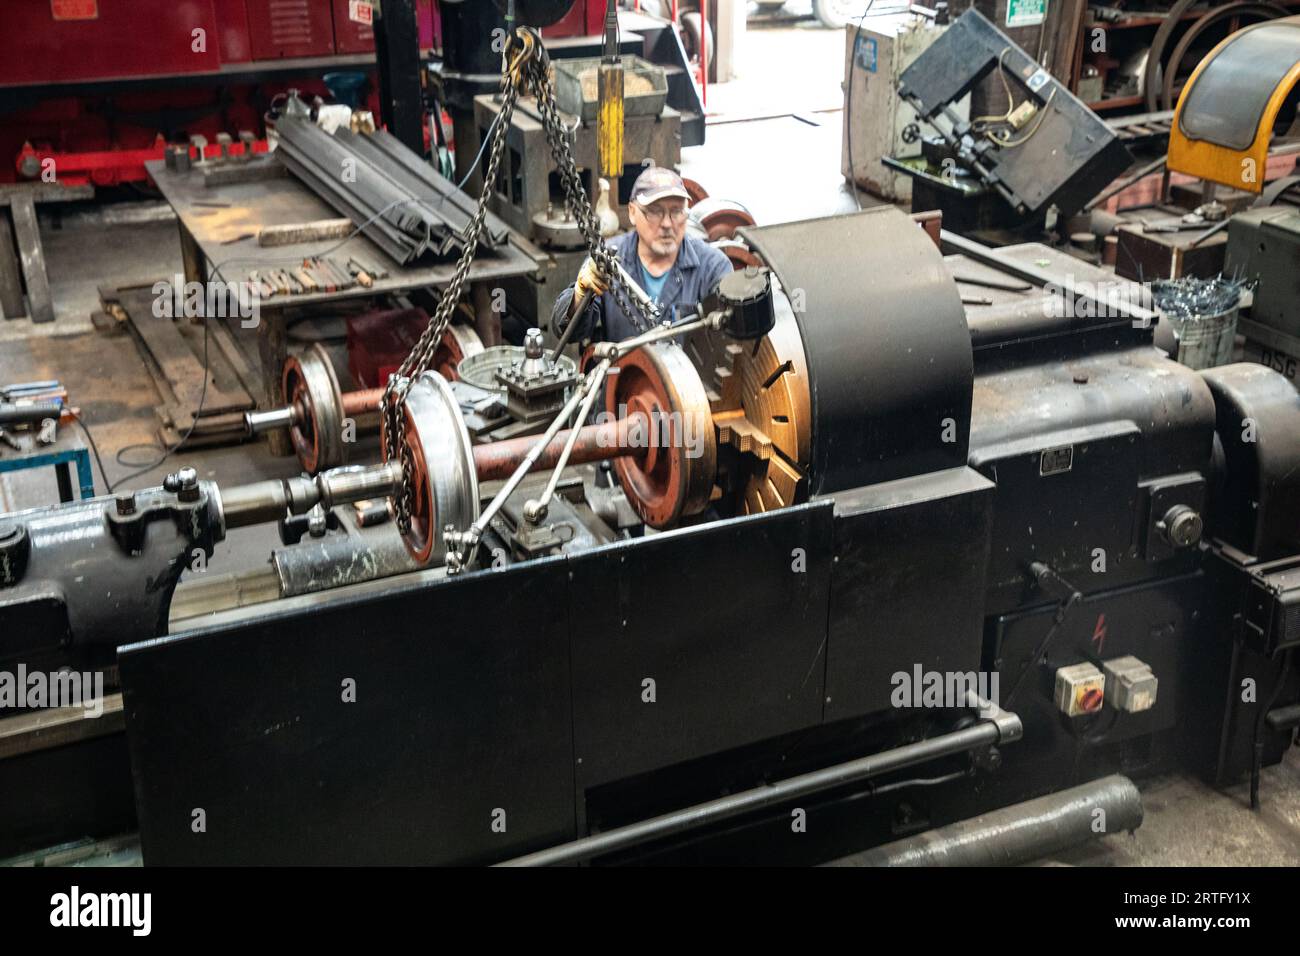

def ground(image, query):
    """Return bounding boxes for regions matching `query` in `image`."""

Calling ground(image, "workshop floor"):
[0,204,296,564]
[682,18,872,222]
[0,21,1297,867]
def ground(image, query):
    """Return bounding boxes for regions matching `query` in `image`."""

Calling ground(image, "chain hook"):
[504,28,539,88]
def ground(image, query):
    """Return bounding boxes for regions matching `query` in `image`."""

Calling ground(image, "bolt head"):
[1162,505,1203,548]
[115,492,136,516]
[175,467,201,502]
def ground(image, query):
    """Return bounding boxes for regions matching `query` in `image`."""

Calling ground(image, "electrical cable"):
[989,88,1056,149]
[836,768,971,807]
[969,47,1056,150]
[863,768,969,797]
[67,410,112,495]
[1004,566,1084,709]
[843,0,880,212]
[1077,706,1122,745]
[69,317,211,494]
[971,48,1017,127]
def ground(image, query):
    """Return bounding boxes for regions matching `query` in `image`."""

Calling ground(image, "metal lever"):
[550,287,593,362]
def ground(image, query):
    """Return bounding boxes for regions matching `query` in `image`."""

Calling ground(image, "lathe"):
[2,206,1298,865]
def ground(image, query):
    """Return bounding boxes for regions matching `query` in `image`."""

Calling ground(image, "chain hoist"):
[381,26,660,533]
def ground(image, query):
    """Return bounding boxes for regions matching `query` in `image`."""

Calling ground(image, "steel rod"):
[551,287,593,361]
[219,461,402,530]
[498,703,1021,867]
[1084,154,1167,212]
[615,260,660,317]
[940,228,1158,329]
[246,387,388,438]
[472,418,635,480]
[340,387,387,417]
[525,361,612,519]
[607,313,713,358]
[244,405,297,436]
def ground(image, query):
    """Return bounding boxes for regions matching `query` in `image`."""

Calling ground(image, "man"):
[551,166,732,344]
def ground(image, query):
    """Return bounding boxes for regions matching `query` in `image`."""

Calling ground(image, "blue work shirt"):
[551,230,733,343]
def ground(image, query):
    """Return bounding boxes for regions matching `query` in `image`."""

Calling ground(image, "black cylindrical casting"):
[823,774,1143,867]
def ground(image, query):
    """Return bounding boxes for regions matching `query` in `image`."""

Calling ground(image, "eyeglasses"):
[638,203,689,225]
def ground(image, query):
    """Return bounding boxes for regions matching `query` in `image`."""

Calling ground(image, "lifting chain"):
[382,26,660,534]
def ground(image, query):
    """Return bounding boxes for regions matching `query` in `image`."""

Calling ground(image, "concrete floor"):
[683,18,868,221]
[0,23,1297,866]
[1051,756,1300,866]
[707,16,849,120]
[0,206,307,577]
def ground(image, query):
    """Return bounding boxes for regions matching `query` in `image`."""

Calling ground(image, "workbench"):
[146,158,545,455]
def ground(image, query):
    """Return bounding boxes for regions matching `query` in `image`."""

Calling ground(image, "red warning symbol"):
[1092,612,1107,655]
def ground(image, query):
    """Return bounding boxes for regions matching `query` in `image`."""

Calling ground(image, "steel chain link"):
[523,56,661,334]
[382,27,662,533]
[380,44,524,532]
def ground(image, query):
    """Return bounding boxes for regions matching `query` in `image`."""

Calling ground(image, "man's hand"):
[574,258,609,301]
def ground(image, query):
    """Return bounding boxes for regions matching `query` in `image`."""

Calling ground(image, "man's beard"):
[648,234,679,256]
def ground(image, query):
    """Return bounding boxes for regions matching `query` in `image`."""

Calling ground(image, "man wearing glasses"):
[550,166,732,344]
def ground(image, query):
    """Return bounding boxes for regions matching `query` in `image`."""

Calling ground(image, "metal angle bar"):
[274,133,412,241]
[277,118,441,264]
[340,129,474,234]
[334,127,505,255]
[363,128,511,246]
[278,117,503,266]
[275,147,418,263]
[371,126,505,242]
[275,132,425,263]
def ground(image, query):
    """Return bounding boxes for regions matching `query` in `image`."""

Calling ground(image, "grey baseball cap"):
[630,166,690,206]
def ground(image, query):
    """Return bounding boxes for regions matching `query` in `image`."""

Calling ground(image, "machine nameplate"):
[1040,445,1074,476]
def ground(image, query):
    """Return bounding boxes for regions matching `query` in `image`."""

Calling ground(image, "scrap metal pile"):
[274,117,511,265]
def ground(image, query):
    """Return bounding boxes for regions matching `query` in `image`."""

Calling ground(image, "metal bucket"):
[1152,278,1242,371]
[552,56,669,123]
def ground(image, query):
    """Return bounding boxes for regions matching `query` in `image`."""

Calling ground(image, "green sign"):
[1007,0,1048,28]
